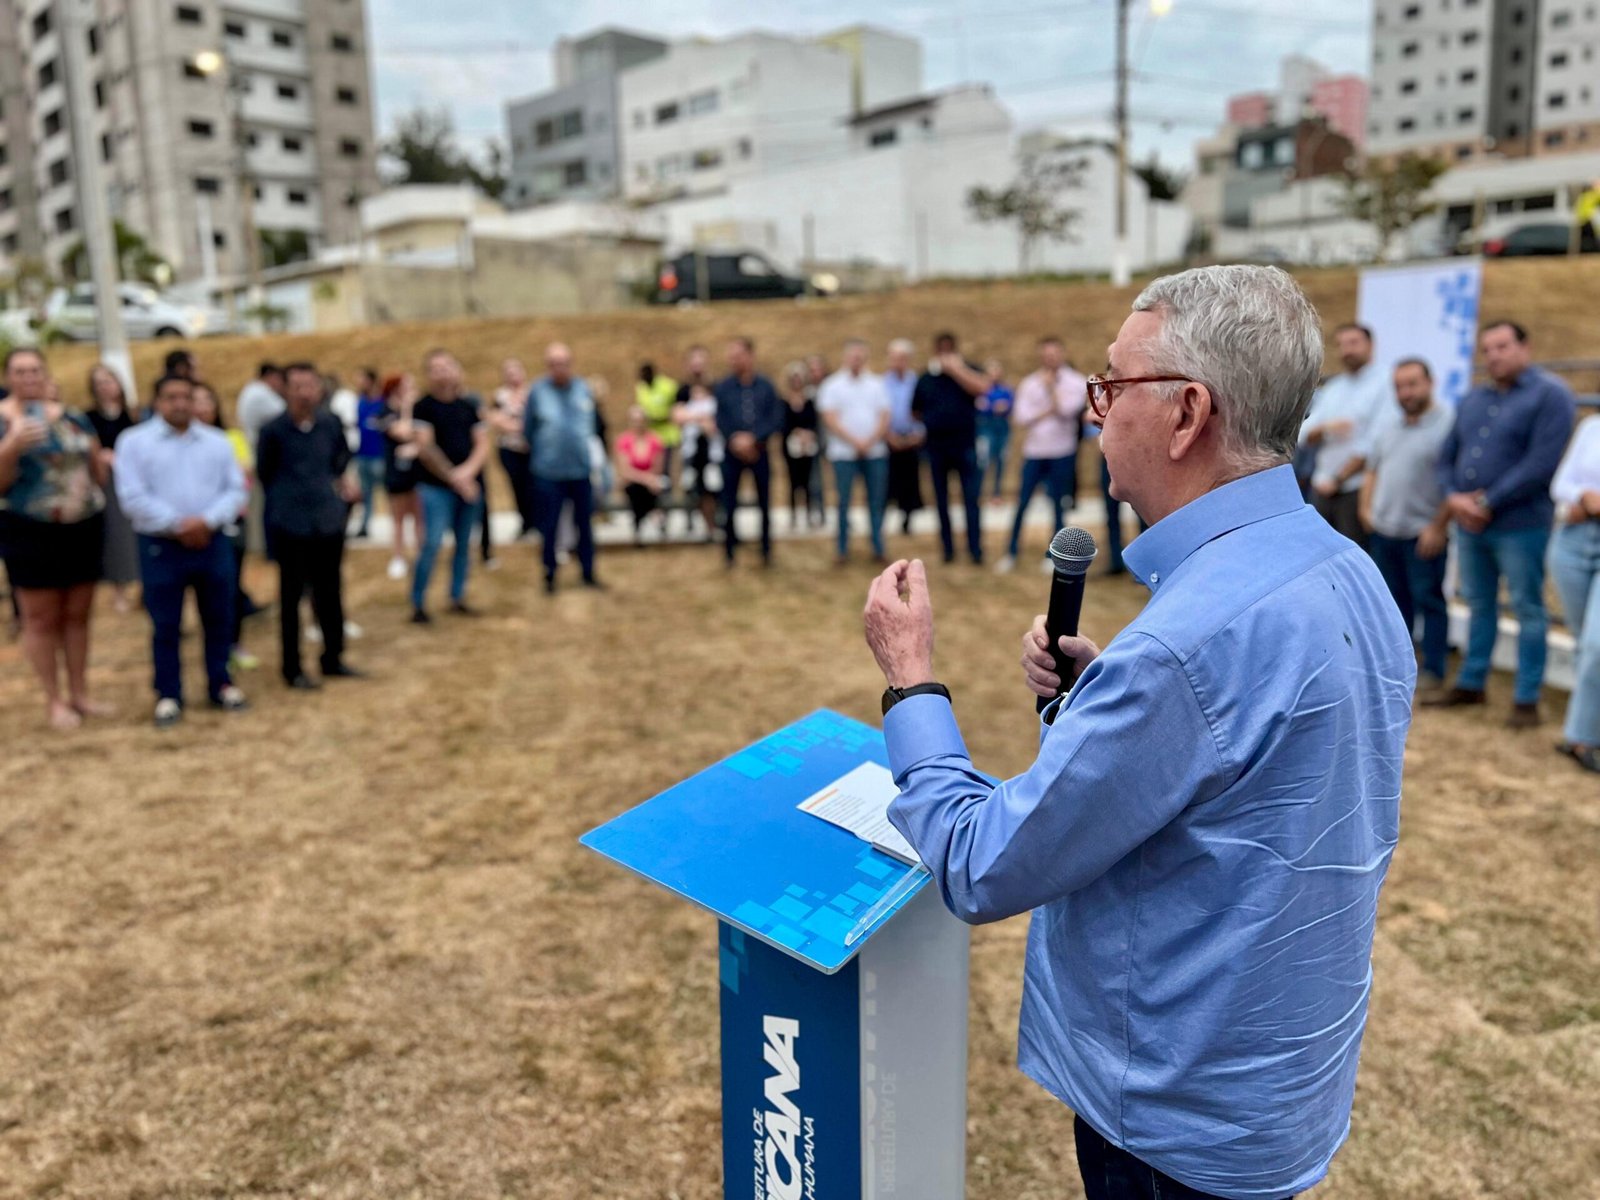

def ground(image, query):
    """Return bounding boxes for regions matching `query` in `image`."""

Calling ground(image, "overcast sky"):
[366,0,1370,172]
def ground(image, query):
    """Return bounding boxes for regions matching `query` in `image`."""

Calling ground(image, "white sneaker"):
[387,556,407,581]
[995,555,1016,574]
[344,620,363,640]
[153,698,182,729]
[485,556,502,572]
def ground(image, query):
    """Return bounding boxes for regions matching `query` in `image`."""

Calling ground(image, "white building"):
[1533,2,1600,153]
[617,27,920,202]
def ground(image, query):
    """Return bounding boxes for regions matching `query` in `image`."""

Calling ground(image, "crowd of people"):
[0,316,1596,775]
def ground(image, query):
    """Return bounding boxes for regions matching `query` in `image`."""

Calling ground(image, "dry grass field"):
[4,262,1600,1198]
[2,523,1599,1200]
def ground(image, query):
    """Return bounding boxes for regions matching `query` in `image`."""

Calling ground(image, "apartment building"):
[0,0,378,285]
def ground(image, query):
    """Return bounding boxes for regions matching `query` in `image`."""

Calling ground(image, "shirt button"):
[1150,571,1160,585]
[1466,469,1477,480]
[1471,447,1482,458]
[1479,427,1491,438]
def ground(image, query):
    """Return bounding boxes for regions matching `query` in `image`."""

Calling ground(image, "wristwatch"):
[882,682,951,715]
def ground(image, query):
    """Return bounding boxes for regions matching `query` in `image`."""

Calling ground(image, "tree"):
[258,229,311,269]
[383,106,507,200]
[1340,153,1450,262]
[967,152,1086,273]
[60,221,170,286]
[1133,154,1188,203]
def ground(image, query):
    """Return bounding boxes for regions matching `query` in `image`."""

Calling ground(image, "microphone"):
[1037,526,1099,714]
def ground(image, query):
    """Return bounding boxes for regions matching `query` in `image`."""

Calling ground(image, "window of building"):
[869,126,898,147]
[1510,5,1525,23]
[1523,193,1557,210]
[1400,78,1418,94]
[277,82,298,100]
[1551,9,1572,25]
[336,86,358,105]
[55,207,75,233]
[738,137,753,159]
[1506,121,1521,137]
[174,4,202,24]
[1510,46,1523,63]
[559,109,582,139]
[1402,41,1420,57]
[1456,144,1473,159]
[655,101,679,124]
[100,133,112,161]
[38,60,58,89]
[194,175,220,194]
[31,9,51,38]
[535,118,555,146]
[225,19,246,37]
[688,88,719,116]
[1273,136,1294,164]
[1398,117,1417,131]
[1509,84,1522,102]
[287,188,308,205]
[182,60,207,79]
[563,160,586,186]
[212,231,227,248]
[1239,141,1264,167]
[48,158,69,186]
[271,29,293,47]
[253,184,263,200]
[1458,106,1476,122]
[1403,2,1420,16]
[282,134,302,152]
[0,146,7,167]
[1548,91,1567,107]
[0,189,11,213]
[88,25,100,54]
[42,109,63,137]
[1461,29,1480,44]
[94,80,106,108]
[331,33,354,52]
[246,131,259,147]
[691,147,722,171]
[1545,130,1567,147]
[187,118,214,137]
[1459,68,1477,83]
[339,137,361,157]
[1551,51,1571,69]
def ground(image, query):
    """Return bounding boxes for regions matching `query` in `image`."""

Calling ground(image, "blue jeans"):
[138,534,234,704]
[1455,524,1550,704]
[1007,454,1076,558]
[534,476,596,581]
[1550,521,1600,746]
[927,440,983,562]
[976,414,1011,498]
[411,483,483,611]
[354,456,385,535]
[1074,1117,1280,1200]
[832,456,889,558]
[1368,532,1450,680]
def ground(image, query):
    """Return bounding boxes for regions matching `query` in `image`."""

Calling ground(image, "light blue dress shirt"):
[883,368,922,438]
[1298,364,1393,493]
[113,418,246,535]
[884,465,1415,1198]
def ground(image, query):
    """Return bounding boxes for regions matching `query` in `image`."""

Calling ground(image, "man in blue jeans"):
[817,338,892,564]
[409,350,489,624]
[912,331,988,565]
[1425,320,1576,727]
[1359,358,1455,690]
[526,342,602,594]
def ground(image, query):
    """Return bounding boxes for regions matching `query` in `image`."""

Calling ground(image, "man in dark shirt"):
[409,349,489,622]
[912,331,989,564]
[713,336,785,567]
[1425,320,1576,727]
[257,362,363,688]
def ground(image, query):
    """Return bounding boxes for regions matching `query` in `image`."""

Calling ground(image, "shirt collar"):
[1123,464,1305,592]
[157,417,197,439]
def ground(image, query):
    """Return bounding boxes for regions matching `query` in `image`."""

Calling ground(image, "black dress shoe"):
[581,577,606,590]
[544,575,557,594]
[286,673,321,690]
[321,663,367,679]
[449,601,480,617]
[410,608,431,625]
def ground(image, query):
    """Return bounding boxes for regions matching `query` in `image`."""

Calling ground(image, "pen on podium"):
[844,862,930,946]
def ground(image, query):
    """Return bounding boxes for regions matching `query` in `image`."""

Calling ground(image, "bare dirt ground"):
[3,515,1598,1199]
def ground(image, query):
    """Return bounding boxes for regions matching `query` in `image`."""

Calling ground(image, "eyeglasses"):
[1084,374,1203,419]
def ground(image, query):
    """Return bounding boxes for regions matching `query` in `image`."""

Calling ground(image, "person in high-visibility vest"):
[1576,179,1600,237]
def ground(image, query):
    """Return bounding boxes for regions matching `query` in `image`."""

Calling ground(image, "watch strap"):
[882,681,951,715]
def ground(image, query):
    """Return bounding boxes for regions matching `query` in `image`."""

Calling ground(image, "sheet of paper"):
[796,761,921,866]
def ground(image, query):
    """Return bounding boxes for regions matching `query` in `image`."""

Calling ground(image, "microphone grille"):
[1048,526,1099,574]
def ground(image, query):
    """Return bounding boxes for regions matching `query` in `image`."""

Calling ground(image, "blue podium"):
[582,709,969,1200]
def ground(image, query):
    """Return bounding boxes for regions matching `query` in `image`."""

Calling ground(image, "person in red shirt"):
[615,406,665,543]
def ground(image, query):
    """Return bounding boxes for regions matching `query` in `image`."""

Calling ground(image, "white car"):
[45,283,218,342]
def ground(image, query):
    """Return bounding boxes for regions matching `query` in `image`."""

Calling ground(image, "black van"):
[653,250,811,304]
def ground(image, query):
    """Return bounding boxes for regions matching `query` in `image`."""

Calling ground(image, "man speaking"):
[863,266,1415,1200]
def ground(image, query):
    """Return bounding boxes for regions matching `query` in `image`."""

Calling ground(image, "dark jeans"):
[354,456,385,536]
[412,483,482,611]
[926,440,983,563]
[1369,531,1450,680]
[138,533,234,705]
[624,481,659,527]
[498,446,537,537]
[226,530,247,647]
[535,476,595,581]
[723,452,773,563]
[1075,1117,1289,1200]
[888,445,924,523]
[1314,487,1367,548]
[478,471,493,560]
[275,532,346,680]
[1007,453,1077,558]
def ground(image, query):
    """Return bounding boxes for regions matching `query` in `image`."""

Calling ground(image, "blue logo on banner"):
[720,924,861,1200]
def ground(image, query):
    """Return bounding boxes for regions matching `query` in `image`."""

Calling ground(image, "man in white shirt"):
[817,338,892,564]
[1298,323,1392,546]
[236,362,287,450]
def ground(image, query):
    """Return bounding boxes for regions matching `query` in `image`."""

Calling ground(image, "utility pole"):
[1111,0,1132,287]
[59,0,132,389]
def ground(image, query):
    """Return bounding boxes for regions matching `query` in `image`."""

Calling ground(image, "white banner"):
[1356,258,1484,407]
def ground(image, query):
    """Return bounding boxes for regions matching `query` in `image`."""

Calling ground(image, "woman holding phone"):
[0,347,110,729]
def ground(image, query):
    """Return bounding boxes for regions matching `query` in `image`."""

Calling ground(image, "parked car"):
[1458,214,1598,257]
[45,283,220,341]
[652,250,817,304]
